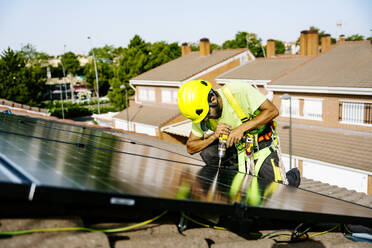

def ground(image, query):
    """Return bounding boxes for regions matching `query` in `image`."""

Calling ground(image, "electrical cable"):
[180,211,227,230]
[180,211,262,238]
[308,225,339,238]
[0,210,167,236]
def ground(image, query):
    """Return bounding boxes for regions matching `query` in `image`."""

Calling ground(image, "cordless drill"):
[218,133,228,167]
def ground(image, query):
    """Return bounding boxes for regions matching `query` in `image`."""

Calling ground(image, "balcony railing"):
[339,101,372,125]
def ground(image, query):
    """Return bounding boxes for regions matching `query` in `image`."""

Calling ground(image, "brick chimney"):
[181,42,192,56]
[199,38,210,56]
[321,34,331,53]
[300,30,308,56]
[339,35,345,43]
[266,39,276,58]
[306,30,319,56]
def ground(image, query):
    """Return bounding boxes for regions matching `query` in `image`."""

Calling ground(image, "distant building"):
[163,32,372,194]
[112,38,254,139]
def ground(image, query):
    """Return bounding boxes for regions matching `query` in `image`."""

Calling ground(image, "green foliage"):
[367,37,372,41]
[222,31,264,57]
[47,100,117,118]
[145,41,180,70]
[89,45,115,61]
[210,43,221,51]
[50,64,64,78]
[92,105,118,114]
[61,52,81,76]
[84,57,114,98]
[274,40,286,54]
[107,34,181,110]
[19,44,49,64]
[107,77,129,110]
[50,105,92,118]
[345,34,364,41]
[0,48,46,105]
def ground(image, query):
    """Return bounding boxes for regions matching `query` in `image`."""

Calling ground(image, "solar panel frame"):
[1,113,372,226]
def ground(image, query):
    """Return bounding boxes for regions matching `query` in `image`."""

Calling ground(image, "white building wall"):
[281,154,369,193]
[134,123,157,136]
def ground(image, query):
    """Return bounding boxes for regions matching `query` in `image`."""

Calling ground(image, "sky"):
[0,0,371,56]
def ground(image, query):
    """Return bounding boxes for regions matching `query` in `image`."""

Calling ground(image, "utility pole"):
[121,84,130,130]
[281,94,292,169]
[61,45,69,100]
[59,84,65,119]
[87,36,101,114]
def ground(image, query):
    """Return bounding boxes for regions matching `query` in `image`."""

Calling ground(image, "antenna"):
[336,20,343,38]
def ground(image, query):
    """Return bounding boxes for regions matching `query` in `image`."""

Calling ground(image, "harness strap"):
[222,86,249,123]
[252,146,275,176]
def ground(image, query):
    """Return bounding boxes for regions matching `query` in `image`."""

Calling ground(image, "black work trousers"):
[200,139,279,181]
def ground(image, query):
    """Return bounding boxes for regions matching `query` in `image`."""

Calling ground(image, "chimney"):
[181,42,192,56]
[306,30,319,56]
[266,39,276,58]
[199,38,210,56]
[300,30,308,56]
[321,34,331,53]
[339,34,345,43]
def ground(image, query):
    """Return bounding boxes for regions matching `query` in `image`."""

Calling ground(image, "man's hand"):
[214,123,231,138]
[227,126,245,148]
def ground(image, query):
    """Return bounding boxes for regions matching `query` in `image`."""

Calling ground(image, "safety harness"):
[221,86,288,184]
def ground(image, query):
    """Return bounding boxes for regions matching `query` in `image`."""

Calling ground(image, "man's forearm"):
[186,133,217,154]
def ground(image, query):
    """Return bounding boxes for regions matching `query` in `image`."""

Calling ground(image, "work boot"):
[286,168,301,188]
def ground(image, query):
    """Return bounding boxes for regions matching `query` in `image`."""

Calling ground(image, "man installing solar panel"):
[177,79,300,187]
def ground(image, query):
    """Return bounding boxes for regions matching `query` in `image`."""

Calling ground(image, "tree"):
[0,48,46,105]
[89,45,115,62]
[60,51,81,76]
[19,43,49,67]
[274,40,286,54]
[367,37,372,41]
[84,58,113,98]
[223,31,264,57]
[145,41,180,71]
[108,35,182,109]
[345,34,364,41]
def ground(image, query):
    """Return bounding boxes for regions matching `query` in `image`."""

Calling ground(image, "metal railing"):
[339,101,372,125]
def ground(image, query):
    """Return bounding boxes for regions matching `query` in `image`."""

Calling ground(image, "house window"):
[138,88,155,102]
[339,101,372,125]
[281,98,299,117]
[161,89,178,104]
[303,99,323,120]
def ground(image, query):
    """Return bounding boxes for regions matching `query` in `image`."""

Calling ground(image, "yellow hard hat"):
[177,80,212,123]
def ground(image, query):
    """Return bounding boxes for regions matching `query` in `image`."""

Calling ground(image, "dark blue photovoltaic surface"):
[0,113,372,223]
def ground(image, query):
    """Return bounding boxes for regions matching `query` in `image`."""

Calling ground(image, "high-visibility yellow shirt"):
[191,82,267,137]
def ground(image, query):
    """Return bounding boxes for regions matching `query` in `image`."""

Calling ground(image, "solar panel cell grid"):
[0,113,372,225]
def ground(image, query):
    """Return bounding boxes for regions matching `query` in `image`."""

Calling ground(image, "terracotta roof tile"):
[277,121,372,172]
[218,57,308,80]
[112,104,181,127]
[271,41,372,87]
[132,49,247,82]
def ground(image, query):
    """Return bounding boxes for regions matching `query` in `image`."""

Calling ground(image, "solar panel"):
[1,113,372,225]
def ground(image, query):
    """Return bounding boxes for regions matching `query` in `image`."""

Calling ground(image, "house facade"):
[217,32,372,194]
[112,38,254,138]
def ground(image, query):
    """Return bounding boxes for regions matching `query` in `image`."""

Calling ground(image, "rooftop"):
[1,114,372,247]
[131,49,248,82]
[271,41,372,88]
[217,56,308,81]
[277,120,372,172]
[112,104,181,127]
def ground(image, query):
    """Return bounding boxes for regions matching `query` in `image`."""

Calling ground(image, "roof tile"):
[132,49,247,82]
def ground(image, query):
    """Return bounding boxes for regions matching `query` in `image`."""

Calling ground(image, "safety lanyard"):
[221,86,249,123]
